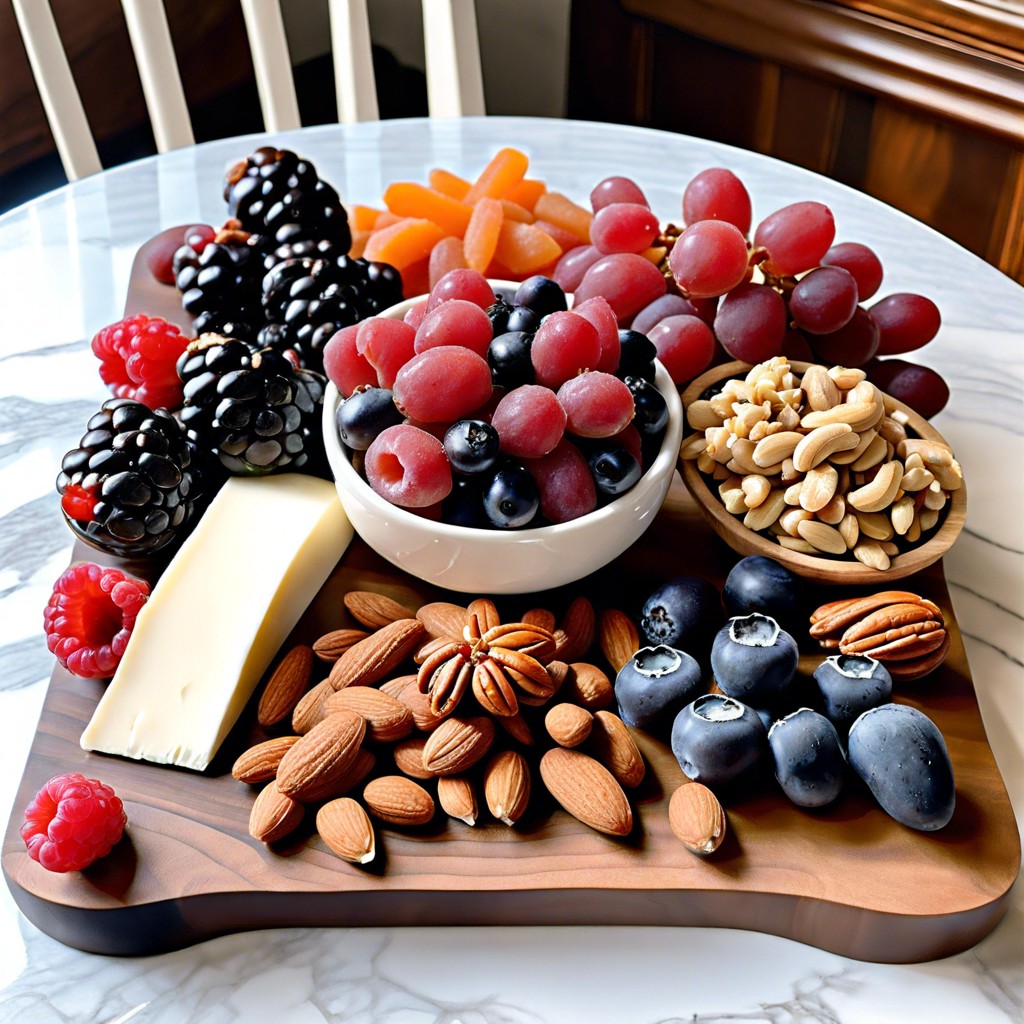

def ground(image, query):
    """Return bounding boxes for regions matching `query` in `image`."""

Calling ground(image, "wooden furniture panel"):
[568,0,1024,282]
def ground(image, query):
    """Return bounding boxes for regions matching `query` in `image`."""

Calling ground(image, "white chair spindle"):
[119,0,195,153]
[328,0,380,124]
[422,0,485,118]
[239,0,302,132]
[11,0,102,180]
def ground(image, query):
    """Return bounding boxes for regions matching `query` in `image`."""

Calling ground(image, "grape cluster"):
[550,170,948,420]
[324,270,669,529]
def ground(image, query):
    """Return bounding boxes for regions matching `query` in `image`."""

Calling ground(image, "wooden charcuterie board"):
[2,230,1018,960]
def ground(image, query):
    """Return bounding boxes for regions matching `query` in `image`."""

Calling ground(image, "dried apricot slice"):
[463,198,503,274]
[506,178,546,211]
[429,168,471,201]
[534,192,593,244]
[463,147,529,205]
[364,218,446,270]
[429,236,468,289]
[383,183,472,238]
[493,221,562,276]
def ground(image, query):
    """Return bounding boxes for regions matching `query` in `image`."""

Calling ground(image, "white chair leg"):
[240,0,302,132]
[328,0,380,123]
[119,0,194,153]
[11,0,102,180]
[422,0,485,118]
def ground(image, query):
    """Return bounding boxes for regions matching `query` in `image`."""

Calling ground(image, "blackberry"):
[225,146,351,251]
[261,237,341,274]
[257,255,403,371]
[174,227,268,344]
[57,398,203,557]
[177,336,326,476]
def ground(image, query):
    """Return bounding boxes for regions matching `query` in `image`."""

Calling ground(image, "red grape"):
[365,424,452,507]
[754,201,835,277]
[572,295,621,373]
[713,283,787,363]
[356,317,417,389]
[789,266,858,334]
[323,324,377,396]
[573,253,667,324]
[525,439,597,523]
[806,306,880,367]
[682,168,752,235]
[392,347,493,422]
[491,385,567,458]
[590,203,660,255]
[780,328,816,363]
[426,269,496,311]
[591,176,649,211]
[414,299,492,357]
[870,293,941,355]
[631,294,697,335]
[428,236,468,290]
[557,371,635,438]
[822,242,883,300]
[647,315,717,384]
[552,244,604,293]
[404,298,429,330]
[531,311,602,388]
[866,358,949,419]
[668,220,750,298]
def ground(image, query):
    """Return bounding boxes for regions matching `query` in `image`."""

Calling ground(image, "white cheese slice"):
[81,474,352,771]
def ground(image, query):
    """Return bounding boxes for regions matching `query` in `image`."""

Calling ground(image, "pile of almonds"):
[234,591,667,864]
[681,357,964,570]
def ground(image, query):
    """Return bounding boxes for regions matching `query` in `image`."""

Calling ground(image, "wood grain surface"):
[1,231,1018,960]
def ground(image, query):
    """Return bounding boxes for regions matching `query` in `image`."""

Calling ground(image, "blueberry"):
[614,645,703,734]
[670,693,767,787]
[444,419,500,475]
[586,443,642,498]
[486,299,515,336]
[616,330,657,382]
[624,375,668,435]
[640,577,722,657]
[488,331,535,389]
[768,708,846,808]
[847,703,954,830]
[336,386,403,450]
[813,654,892,734]
[507,305,541,334]
[514,275,567,318]
[723,555,803,626]
[711,614,798,707]
[483,462,540,528]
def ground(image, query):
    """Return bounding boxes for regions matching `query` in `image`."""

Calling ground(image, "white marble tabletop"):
[0,117,1021,1023]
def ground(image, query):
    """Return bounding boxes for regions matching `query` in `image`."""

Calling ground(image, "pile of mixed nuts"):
[681,357,964,570]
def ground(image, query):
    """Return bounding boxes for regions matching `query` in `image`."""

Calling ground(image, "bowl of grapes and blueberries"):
[322,273,684,594]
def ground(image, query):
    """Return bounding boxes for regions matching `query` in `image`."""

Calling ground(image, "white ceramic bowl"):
[322,291,683,594]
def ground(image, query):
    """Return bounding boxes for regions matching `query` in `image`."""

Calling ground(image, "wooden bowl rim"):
[678,360,967,584]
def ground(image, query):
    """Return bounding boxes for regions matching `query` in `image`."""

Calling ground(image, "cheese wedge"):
[81,474,352,770]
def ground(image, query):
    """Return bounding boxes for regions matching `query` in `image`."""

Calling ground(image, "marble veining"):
[0,118,1021,1023]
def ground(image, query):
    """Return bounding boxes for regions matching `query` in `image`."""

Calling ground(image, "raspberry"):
[21,772,126,872]
[91,314,191,411]
[43,563,150,679]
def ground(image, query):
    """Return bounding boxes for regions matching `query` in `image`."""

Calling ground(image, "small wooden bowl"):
[678,361,967,584]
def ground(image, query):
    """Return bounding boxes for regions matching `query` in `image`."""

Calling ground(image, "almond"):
[249,782,304,843]
[437,775,478,825]
[599,609,640,674]
[522,607,557,634]
[291,679,335,734]
[328,618,425,690]
[539,748,633,837]
[386,674,447,731]
[299,748,376,804]
[422,715,496,776]
[343,590,418,629]
[257,645,314,726]
[565,662,614,710]
[668,783,726,855]
[276,709,366,802]
[483,750,531,826]
[416,601,469,640]
[322,687,413,743]
[363,775,435,826]
[497,711,535,747]
[312,628,371,663]
[392,737,434,779]
[589,710,645,788]
[232,735,300,784]
[552,596,595,662]
[544,703,593,748]
[317,797,376,864]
